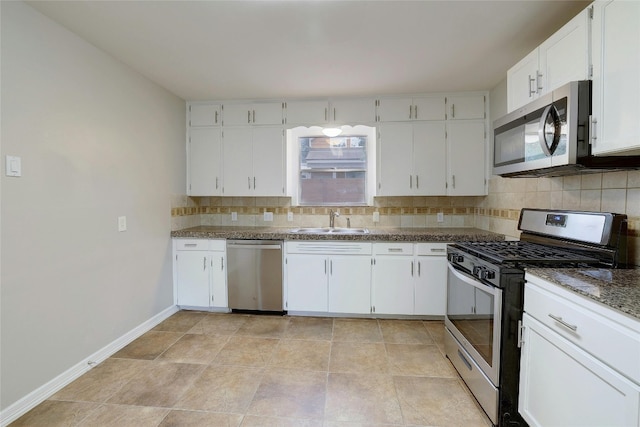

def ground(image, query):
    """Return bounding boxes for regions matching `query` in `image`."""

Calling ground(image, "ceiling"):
[27,1,590,101]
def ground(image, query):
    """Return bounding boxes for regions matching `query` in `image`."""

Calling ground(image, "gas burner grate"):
[455,241,600,265]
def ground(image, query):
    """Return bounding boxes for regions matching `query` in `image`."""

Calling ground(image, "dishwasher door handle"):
[227,243,282,250]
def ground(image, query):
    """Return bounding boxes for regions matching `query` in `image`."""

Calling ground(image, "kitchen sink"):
[290,227,369,234]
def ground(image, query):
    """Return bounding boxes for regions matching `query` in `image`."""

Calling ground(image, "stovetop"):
[453,240,600,266]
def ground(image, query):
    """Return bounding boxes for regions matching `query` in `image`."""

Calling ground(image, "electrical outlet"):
[118,216,127,232]
[373,212,380,222]
[437,212,444,223]
[287,212,294,221]
[231,212,238,221]
[264,212,273,221]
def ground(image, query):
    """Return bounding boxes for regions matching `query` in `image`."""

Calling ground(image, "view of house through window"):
[299,135,367,205]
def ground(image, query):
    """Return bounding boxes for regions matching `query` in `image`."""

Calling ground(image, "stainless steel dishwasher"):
[226,240,284,312]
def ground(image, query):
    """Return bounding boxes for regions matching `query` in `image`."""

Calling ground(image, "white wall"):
[0,1,186,410]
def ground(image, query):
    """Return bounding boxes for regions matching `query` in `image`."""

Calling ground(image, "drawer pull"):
[430,248,446,252]
[388,248,404,253]
[184,243,197,247]
[548,314,578,331]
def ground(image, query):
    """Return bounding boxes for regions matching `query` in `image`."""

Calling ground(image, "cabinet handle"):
[388,248,403,252]
[416,175,419,189]
[248,177,251,189]
[430,248,446,252]
[536,71,543,93]
[452,175,456,189]
[330,260,333,275]
[221,257,224,270]
[203,257,207,271]
[247,110,251,124]
[215,111,219,124]
[411,261,414,276]
[325,108,328,121]
[253,177,256,189]
[324,259,327,274]
[409,105,412,119]
[253,110,256,123]
[409,175,413,189]
[590,115,598,143]
[414,105,418,119]
[216,177,219,189]
[528,75,536,97]
[418,261,421,276]
[184,243,197,247]
[333,108,336,121]
[451,104,455,118]
[548,314,577,331]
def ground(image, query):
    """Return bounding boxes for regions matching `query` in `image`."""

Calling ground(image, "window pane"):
[299,136,367,205]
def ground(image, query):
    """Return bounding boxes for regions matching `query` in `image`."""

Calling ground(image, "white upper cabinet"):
[507,6,591,112]
[446,95,486,120]
[223,102,283,126]
[329,98,376,125]
[189,103,221,127]
[377,122,447,196]
[284,100,329,126]
[447,120,486,195]
[591,0,640,155]
[222,127,285,196]
[376,96,446,122]
[188,127,222,196]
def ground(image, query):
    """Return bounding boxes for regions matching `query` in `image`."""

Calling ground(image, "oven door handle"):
[448,263,500,296]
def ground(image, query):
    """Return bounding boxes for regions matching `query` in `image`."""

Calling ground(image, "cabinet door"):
[222,128,253,196]
[519,313,640,427]
[539,8,590,95]
[210,252,227,309]
[447,120,486,195]
[252,127,285,196]
[446,95,485,120]
[285,100,329,125]
[188,128,222,196]
[413,96,446,121]
[372,257,414,315]
[331,98,376,124]
[189,103,221,127]
[286,255,328,312]
[176,251,210,307]
[378,123,414,196]
[376,97,414,122]
[413,122,446,195]
[414,256,447,315]
[591,0,640,155]
[328,256,371,314]
[223,103,253,126]
[252,102,283,125]
[507,49,540,112]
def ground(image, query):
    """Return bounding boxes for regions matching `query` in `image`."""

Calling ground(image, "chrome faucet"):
[329,209,340,228]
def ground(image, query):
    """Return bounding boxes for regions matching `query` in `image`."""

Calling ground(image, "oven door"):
[445,263,502,386]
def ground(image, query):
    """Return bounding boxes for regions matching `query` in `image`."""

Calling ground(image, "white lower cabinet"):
[519,274,640,426]
[285,242,372,314]
[371,242,449,316]
[173,239,227,310]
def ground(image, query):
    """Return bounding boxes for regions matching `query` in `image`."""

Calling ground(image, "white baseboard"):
[0,305,179,427]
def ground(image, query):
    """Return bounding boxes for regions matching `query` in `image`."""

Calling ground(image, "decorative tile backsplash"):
[172,170,639,265]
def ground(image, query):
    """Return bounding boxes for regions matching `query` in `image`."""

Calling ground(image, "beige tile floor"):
[11,311,491,427]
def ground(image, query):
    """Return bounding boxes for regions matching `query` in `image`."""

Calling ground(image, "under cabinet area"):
[519,274,640,426]
[173,239,228,310]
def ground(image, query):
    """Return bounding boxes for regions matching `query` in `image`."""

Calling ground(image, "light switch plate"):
[263,212,273,221]
[231,212,238,221]
[373,212,380,222]
[6,156,21,177]
[118,216,127,232]
[437,212,444,222]
[287,212,294,222]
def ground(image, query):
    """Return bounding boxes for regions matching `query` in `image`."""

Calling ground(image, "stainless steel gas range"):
[445,208,629,426]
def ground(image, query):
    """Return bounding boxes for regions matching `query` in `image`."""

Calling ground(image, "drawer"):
[285,241,372,255]
[174,239,209,251]
[524,279,640,384]
[373,242,414,255]
[415,242,449,256]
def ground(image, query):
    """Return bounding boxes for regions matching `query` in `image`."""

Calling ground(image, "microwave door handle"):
[537,104,561,156]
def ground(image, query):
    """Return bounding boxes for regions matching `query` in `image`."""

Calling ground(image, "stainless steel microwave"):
[493,80,640,177]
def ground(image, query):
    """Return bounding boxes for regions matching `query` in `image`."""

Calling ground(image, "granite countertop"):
[170,226,505,242]
[526,268,640,320]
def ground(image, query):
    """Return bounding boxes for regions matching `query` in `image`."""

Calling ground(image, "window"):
[287,126,376,206]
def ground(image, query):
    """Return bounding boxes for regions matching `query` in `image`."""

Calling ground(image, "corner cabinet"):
[173,239,228,311]
[222,127,285,196]
[519,273,640,426]
[590,0,640,155]
[507,6,591,113]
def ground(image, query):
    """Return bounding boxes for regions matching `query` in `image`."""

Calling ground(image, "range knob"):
[448,253,464,263]
[481,269,496,280]
[472,265,484,278]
